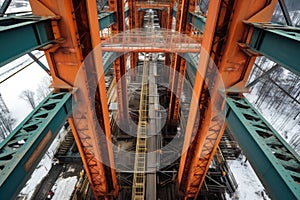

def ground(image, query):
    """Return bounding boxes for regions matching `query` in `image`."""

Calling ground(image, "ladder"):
[132,60,149,200]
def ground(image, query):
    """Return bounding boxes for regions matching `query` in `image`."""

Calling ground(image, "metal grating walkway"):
[132,60,149,200]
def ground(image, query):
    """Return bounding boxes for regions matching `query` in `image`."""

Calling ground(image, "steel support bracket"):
[0,16,55,67]
[244,22,300,76]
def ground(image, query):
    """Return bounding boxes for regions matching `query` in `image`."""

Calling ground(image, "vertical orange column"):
[128,0,138,80]
[109,0,130,129]
[167,0,195,128]
[161,8,168,29]
[165,0,174,67]
[29,0,118,199]
[176,0,277,199]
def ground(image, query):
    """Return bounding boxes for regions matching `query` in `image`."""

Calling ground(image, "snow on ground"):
[226,69,299,199]
[225,90,299,199]
[1,3,298,199]
[51,176,78,200]
[19,129,68,199]
[0,4,77,197]
[226,156,270,200]
[67,167,76,173]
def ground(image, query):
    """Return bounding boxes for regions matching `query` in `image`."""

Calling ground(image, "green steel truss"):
[185,52,300,198]
[0,16,54,67]
[0,50,116,199]
[246,23,300,76]
[98,11,116,30]
[0,92,72,200]
[189,12,206,32]
[0,6,299,200]
[0,10,128,68]
[226,96,300,200]
[173,3,206,32]
[98,7,129,30]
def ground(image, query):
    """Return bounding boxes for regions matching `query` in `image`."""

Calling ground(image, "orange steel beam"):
[156,8,168,29]
[168,0,181,125]
[167,58,186,127]
[157,9,162,27]
[165,0,174,67]
[101,47,200,53]
[138,10,146,28]
[109,0,130,127]
[161,9,168,29]
[128,0,138,78]
[177,0,277,199]
[168,0,195,126]
[29,0,118,199]
[168,0,174,29]
[100,29,201,53]
[176,0,218,194]
[135,3,170,9]
[128,0,136,30]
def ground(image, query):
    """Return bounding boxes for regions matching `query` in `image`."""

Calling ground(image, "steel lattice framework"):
[0,0,299,199]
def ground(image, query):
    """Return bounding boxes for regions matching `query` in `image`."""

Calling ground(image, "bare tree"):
[36,76,52,102]
[19,90,36,109]
[0,93,16,140]
[0,113,16,139]
[290,134,300,155]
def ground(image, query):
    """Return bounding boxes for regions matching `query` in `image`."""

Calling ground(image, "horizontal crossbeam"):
[101,29,201,53]
[98,11,116,30]
[0,16,54,67]
[226,96,300,200]
[172,9,207,32]
[0,92,72,200]
[98,7,129,30]
[245,23,300,76]
[189,12,206,32]
[0,11,126,67]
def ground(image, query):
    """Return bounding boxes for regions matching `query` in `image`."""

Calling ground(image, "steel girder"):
[226,96,300,200]
[0,8,127,68]
[168,0,195,126]
[177,0,278,199]
[29,0,118,198]
[128,0,138,79]
[98,11,116,30]
[98,7,129,31]
[0,92,72,200]
[109,0,130,127]
[0,50,117,199]
[189,12,206,32]
[0,16,54,67]
[245,23,300,76]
